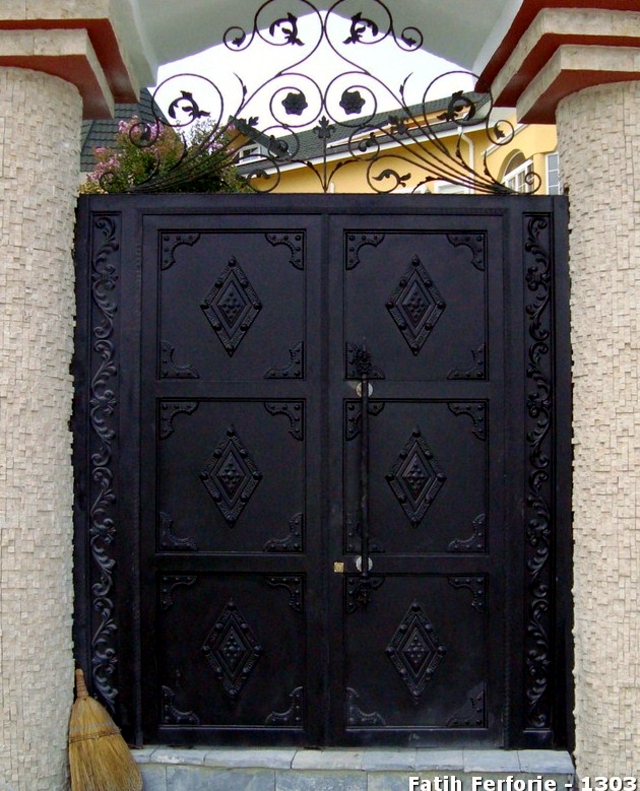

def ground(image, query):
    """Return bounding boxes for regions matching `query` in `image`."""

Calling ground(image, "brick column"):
[480,3,640,777]
[0,7,149,789]
[0,67,81,790]
[556,80,640,776]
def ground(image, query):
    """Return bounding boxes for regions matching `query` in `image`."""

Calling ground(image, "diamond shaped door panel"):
[342,401,488,554]
[385,600,448,702]
[342,574,490,732]
[157,400,306,553]
[200,426,263,526]
[386,256,446,356]
[157,573,306,733]
[202,598,263,700]
[385,426,447,526]
[157,230,307,382]
[342,229,493,382]
[200,258,262,357]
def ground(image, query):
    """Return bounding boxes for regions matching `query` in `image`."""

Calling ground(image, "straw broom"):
[69,669,143,791]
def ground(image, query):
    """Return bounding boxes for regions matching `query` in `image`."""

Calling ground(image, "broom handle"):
[75,669,89,700]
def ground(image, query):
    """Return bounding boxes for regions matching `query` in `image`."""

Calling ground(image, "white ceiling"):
[128,0,524,79]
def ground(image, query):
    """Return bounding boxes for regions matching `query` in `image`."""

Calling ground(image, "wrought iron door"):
[328,217,502,744]
[73,194,572,749]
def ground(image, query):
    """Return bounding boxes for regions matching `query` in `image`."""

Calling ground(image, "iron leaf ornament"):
[126,0,539,195]
[270,12,305,45]
[344,12,379,44]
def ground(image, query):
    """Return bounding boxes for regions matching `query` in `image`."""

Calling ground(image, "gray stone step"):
[134,747,575,791]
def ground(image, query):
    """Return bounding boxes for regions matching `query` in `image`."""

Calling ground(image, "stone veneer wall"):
[557,81,640,776]
[0,68,81,790]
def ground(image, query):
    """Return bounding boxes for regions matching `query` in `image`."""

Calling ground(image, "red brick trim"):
[492,31,640,105]
[480,0,640,88]
[0,53,113,118]
[0,18,136,103]
[520,67,640,122]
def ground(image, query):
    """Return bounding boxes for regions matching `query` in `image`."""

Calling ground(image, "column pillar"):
[480,3,640,777]
[0,6,151,789]
[0,67,81,791]
[556,80,640,776]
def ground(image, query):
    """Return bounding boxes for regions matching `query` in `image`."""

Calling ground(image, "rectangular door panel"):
[157,398,307,553]
[343,229,492,383]
[342,399,490,555]
[155,572,307,736]
[158,230,308,383]
[340,573,493,739]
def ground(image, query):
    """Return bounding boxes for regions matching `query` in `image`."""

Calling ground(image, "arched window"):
[502,152,533,194]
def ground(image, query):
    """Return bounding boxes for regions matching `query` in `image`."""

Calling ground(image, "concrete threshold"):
[134,747,575,791]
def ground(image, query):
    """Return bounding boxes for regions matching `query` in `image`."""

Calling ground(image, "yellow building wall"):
[483,116,558,192]
[258,113,558,195]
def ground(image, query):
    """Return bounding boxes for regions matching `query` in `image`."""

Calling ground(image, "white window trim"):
[503,157,534,194]
[237,143,268,163]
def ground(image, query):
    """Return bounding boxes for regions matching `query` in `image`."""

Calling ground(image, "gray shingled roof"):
[80,88,165,172]
[235,92,490,173]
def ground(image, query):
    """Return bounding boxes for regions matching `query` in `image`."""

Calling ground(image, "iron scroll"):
[113,0,539,195]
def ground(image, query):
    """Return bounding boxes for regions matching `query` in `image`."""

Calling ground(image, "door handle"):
[348,341,383,609]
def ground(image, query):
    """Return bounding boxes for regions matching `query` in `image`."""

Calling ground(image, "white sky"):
[152,12,474,133]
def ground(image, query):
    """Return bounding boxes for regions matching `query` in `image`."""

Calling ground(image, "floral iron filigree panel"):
[110,0,539,195]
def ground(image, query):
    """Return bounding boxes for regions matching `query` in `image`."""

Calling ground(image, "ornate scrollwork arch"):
[112,0,537,194]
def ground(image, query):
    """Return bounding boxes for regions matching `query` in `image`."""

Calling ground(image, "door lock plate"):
[355,555,373,572]
[333,561,345,574]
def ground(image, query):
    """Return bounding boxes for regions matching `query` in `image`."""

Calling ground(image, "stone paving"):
[134,747,575,791]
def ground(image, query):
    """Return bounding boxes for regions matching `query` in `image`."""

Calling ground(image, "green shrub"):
[81,117,249,194]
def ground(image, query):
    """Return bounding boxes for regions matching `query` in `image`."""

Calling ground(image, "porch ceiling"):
[129,0,524,77]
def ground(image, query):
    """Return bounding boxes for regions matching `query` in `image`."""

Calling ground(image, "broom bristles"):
[69,669,142,791]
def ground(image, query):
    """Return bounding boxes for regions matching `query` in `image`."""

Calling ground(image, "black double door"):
[74,194,571,749]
